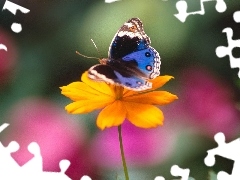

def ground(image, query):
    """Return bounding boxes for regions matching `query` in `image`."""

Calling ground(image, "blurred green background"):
[0,0,240,179]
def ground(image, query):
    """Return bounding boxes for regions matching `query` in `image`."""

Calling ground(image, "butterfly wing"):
[88,64,152,91]
[121,47,161,79]
[88,18,161,91]
[109,18,151,59]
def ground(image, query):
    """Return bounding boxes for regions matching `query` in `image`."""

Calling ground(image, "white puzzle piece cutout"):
[0,44,8,51]
[155,165,193,180]
[215,10,240,78]
[205,132,240,180]
[0,124,92,180]
[2,0,30,33]
[175,0,227,22]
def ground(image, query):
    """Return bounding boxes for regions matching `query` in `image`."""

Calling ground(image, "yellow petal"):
[148,75,174,91]
[123,91,178,105]
[60,82,107,101]
[123,102,164,128]
[81,71,116,97]
[65,97,114,114]
[122,75,174,97]
[123,88,138,97]
[97,100,126,130]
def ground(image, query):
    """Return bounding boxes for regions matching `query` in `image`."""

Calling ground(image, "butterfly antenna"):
[76,39,103,60]
[75,51,99,60]
[91,39,103,59]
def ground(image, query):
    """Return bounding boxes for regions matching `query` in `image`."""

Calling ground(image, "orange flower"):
[60,72,178,130]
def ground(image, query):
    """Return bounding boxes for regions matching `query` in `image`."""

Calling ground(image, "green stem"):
[118,125,130,180]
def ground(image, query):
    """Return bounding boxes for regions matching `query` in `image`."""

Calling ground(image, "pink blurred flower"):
[2,97,94,180]
[90,120,176,169]
[0,28,17,86]
[179,66,240,138]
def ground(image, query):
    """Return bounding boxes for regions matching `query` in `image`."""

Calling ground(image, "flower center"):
[114,86,124,100]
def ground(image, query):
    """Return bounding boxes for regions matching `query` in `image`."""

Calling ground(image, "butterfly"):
[88,18,161,91]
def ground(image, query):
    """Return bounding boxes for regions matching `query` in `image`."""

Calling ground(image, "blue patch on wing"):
[122,47,160,79]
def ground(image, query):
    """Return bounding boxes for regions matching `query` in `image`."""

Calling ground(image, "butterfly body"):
[88,18,161,91]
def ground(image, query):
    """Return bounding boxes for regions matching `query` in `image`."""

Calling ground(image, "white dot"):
[233,11,240,23]
[154,177,165,180]
[204,155,215,166]
[105,0,120,3]
[170,165,180,176]
[216,46,227,58]
[215,0,227,13]
[11,23,22,33]
[81,175,92,180]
